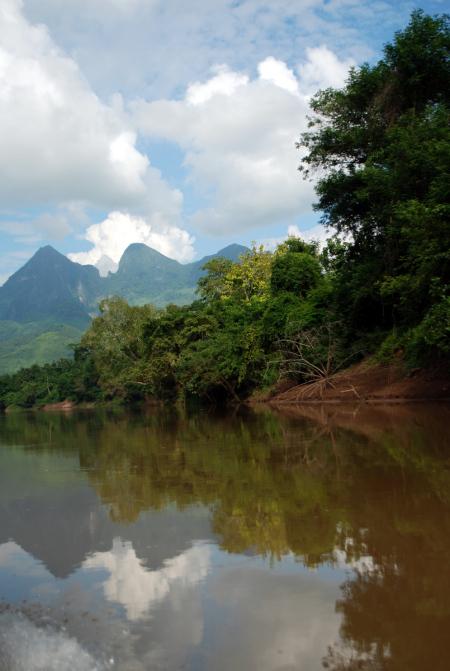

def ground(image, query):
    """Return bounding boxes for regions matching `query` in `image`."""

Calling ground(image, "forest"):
[0,11,448,410]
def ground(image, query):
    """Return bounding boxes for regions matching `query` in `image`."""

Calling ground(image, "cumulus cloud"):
[186,65,249,105]
[0,0,181,219]
[68,211,196,266]
[0,0,360,279]
[133,50,353,236]
[297,45,354,94]
[258,57,299,95]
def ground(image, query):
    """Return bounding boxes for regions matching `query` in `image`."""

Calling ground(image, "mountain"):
[103,242,249,307]
[0,246,101,374]
[0,242,249,373]
[190,243,248,268]
[105,243,191,307]
[187,243,248,284]
[0,245,99,328]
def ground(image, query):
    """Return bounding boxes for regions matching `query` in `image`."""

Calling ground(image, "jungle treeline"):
[1,11,448,409]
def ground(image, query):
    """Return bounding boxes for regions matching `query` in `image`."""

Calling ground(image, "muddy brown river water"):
[0,403,449,670]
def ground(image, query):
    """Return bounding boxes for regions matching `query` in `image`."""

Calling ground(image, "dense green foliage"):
[0,241,336,407]
[300,10,449,359]
[0,11,448,408]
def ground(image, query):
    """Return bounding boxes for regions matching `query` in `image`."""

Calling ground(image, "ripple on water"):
[0,611,106,671]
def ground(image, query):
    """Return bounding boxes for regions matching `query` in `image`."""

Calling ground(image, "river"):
[0,403,449,670]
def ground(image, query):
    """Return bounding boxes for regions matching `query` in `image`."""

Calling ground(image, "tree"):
[196,257,234,301]
[198,245,272,304]
[80,297,157,398]
[298,11,450,358]
[271,251,322,297]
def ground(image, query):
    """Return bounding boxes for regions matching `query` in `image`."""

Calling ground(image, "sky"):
[0,0,444,283]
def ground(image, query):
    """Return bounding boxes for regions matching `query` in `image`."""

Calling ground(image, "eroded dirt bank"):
[266,359,450,404]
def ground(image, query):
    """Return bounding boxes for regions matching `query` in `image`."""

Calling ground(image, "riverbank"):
[2,358,449,414]
[3,397,163,413]
[261,359,450,405]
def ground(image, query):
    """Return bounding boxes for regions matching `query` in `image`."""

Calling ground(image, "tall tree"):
[298,11,450,351]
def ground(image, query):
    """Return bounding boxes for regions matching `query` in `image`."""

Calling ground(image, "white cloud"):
[0,0,181,221]
[187,65,249,106]
[84,538,210,621]
[287,223,329,245]
[0,212,73,243]
[258,57,299,95]
[22,0,376,100]
[297,45,354,94]
[260,223,330,251]
[133,50,352,236]
[68,211,196,266]
[0,1,360,281]
[95,255,118,277]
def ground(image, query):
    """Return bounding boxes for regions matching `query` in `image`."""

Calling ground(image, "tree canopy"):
[299,10,449,357]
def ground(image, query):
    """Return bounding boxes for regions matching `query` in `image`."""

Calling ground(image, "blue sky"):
[0,0,445,282]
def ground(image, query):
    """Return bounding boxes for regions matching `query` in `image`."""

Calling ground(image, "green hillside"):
[101,243,248,307]
[0,321,83,374]
[104,243,191,306]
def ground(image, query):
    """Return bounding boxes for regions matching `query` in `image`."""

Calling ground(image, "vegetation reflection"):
[1,405,449,669]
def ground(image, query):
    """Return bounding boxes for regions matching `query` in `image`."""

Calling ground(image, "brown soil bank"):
[41,400,76,412]
[269,359,450,404]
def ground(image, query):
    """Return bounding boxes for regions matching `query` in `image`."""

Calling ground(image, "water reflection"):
[85,539,211,621]
[207,566,340,671]
[0,404,449,670]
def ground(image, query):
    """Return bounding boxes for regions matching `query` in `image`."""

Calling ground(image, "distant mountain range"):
[0,242,248,374]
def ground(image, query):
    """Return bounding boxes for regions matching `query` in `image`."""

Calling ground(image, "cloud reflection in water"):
[84,539,211,621]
